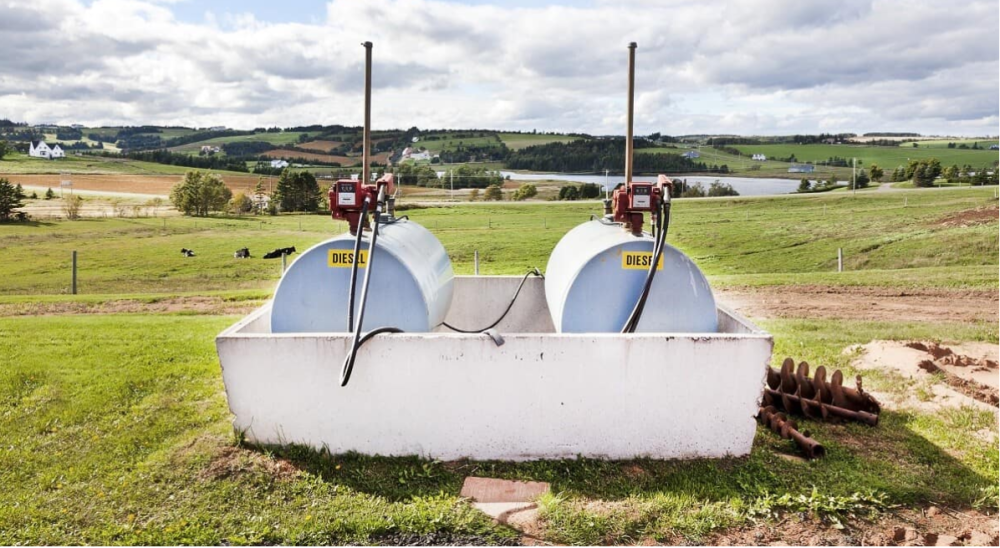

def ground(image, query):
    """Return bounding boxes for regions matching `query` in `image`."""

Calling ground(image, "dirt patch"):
[848,340,999,419]
[295,140,345,153]
[718,286,998,323]
[933,205,999,228]
[0,296,262,317]
[199,445,301,482]
[705,506,999,546]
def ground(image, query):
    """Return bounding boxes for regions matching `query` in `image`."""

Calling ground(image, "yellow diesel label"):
[621,251,663,270]
[328,249,368,268]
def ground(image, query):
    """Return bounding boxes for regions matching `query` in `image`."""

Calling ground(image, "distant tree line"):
[863,132,920,137]
[104,150,249,172]
[505,138,727,174]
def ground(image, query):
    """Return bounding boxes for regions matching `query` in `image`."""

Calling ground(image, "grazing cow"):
[181,248,195,257]
[234,247,251,259]
[263,246,296,259]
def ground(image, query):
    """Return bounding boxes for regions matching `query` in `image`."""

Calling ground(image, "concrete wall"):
[216,276,772,460]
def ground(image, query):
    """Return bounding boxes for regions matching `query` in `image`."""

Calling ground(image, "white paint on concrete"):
[216,276,772,460]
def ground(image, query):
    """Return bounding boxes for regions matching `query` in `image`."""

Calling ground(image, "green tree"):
[274,170,321,212]
[169,171,233,216]
[906,158,942,187]
[0,178,25,221]
[468,188,480,201]
[45,187,56,200]
[484,184,504,201]
[558,185,580,200]
[512,183,538,201]
[869,164,884,183]
[707,181,739,197]
[854,169,870,189]
[230,192,253,215]
[62,194,83,220]
[943,164,959,183]
[681,182,706,198]
[797,178,812,192]
[0,140,11,159]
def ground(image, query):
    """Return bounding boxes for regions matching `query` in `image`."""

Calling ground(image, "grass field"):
[498,132,581,150]
[169,131,315,154]
[0,153,250,177]
[0,314,994,544]
[731,143,999,171]
[0,188,996,294]
[0,187,997,544]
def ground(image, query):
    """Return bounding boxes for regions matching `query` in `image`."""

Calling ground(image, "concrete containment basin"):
[216,276,772,460]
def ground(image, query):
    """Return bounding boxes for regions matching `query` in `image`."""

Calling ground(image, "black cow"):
[263,246,296,259]
[181,248,195,257]
[234,247,251,259]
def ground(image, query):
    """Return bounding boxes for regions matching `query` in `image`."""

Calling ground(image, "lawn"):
[0,314,994,544]
[0,187,995,295]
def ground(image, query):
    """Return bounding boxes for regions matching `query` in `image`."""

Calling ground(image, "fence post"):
[837,248,843,273]
[474,250,479,276]
[904,197,907,208]
[72,251,78,295]
[281,252,288,273]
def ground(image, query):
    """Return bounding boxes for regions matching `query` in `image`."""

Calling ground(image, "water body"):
[498,172,802,196]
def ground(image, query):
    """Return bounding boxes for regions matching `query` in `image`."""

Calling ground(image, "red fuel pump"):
[612,174,673,236]
[329,173,395,234]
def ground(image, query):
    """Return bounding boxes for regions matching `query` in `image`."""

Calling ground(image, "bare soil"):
[933,205,999,228]
[264,149,390,165]
[703,506,999,546]
[849,340,999,419]
[718,286,998,323]
[295,140,345,153]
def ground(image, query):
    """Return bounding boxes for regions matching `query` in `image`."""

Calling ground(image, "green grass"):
[0,187,995,295]
[903,138,997,149]
[637,145,852,179]
[417,133,504,154]
[731,143,999,172]
[169,132,315,154]
[0,153,249,176]
[0,315,994,544]
[498,133,581,150]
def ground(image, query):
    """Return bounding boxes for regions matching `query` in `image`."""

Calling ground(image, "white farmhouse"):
[269,159,289,169]
[751,153,767,161]
[29,141,64,159]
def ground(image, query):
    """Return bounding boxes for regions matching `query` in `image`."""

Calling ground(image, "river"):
[497,172,804,196]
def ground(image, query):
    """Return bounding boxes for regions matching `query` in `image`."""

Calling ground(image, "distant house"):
[410,150,432,161]
[990,144,999,150]
[681,151,700,159]
[209,126,227,131]
[269,159,289,169]
[751,153,767,161]
[200,145,221,154]
[29,141,64,159]
[788,164,815,173]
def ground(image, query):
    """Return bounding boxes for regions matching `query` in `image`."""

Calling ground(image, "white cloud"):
[0,0,995,135]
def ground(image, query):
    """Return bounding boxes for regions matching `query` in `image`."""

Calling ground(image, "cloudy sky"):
[1,0,997,136]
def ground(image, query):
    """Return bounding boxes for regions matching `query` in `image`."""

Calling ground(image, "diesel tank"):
[545,219,717,333]
[271,219,453,333]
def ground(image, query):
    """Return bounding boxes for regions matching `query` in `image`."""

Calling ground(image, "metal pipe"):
[759,406,825,459]
[362,41,373,185]
[625,42,637,184]
[764,388,878,426]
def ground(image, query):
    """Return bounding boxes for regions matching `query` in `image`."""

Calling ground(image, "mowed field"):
[498,132,581,150]
[731,143,999,170]
[0,187,997,544]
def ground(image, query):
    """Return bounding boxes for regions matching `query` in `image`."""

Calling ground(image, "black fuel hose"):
[621,197,670,333]
[341,197,402,387]
[442,268,543,333]
[346,198,371,331]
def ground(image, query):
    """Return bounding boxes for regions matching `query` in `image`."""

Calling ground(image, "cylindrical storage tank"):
[271,220,453,333]
[545,220,717,333]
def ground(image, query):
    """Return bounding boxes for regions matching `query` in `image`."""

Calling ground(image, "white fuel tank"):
[545,220,717,333]
[271,220,453,333]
